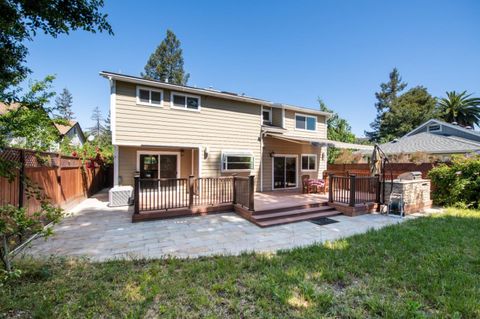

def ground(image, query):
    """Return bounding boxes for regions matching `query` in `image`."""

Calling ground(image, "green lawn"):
[1,208,479,318]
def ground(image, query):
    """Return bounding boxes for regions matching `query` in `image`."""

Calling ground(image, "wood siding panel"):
[115,81,262,188]
[262,136,327,192]
[283,109,327,139]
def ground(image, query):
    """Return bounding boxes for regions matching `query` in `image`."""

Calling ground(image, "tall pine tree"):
[89,106,104,138]
[142,30,189,85]
[55,88,75,120]
[366,68,407,142]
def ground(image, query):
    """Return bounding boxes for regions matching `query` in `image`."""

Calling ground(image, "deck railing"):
[233,176,255,211]
[328,174,380,207]
[193,177,234,207]
[134,175,255,214]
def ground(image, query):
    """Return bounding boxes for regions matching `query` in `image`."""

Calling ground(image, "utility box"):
[109,186,134,207]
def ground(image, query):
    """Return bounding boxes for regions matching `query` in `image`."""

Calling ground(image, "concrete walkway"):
[22,190,435,261]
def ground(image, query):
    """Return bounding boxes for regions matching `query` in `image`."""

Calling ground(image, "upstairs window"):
[171,92,201,111]
[136,86,162,106]
[301,154,317,171]
[295,114,316,131]
[221,151,254,171]
[262,108,272,125]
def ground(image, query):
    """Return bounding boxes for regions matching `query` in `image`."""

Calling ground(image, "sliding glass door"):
[273,155,297,189]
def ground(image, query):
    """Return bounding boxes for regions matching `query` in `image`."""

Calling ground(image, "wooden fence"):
[0,147,110,215]
[326,163,438,179]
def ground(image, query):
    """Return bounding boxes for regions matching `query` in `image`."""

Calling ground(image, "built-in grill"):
[397,171,423,180]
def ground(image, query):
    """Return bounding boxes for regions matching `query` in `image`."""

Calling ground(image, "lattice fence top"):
[0,147,81,168]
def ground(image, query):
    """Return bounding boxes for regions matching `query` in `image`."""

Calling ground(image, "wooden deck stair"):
[235,202,341,227]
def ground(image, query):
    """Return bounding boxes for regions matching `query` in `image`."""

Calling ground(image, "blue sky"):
[25,0,480,136]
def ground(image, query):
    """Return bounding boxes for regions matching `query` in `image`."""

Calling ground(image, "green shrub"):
[428,154,480,208]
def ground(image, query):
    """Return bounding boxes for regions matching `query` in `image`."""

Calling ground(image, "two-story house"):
[101,71,341,193]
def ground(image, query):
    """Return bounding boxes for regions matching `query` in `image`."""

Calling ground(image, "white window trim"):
[301,154,317,172]
[294,113,317,131]
[170,92,202,112]
[136,86,163,107]
[427,124,442,132]
[136,150,181,179]
[221,150,254,172]
[271,154,299,190]
[262,107,272,125]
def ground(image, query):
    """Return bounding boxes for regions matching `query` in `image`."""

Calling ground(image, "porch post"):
[248,175,255,211]
[328,173,333,203]
[188,175,194,209]
[113,145,119,186]
[349,174,356,207]
[134,175,140,214]
[232,176,237,204]
[375,174,381,203]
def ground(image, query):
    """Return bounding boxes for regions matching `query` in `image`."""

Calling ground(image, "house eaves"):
[100,71,332,118]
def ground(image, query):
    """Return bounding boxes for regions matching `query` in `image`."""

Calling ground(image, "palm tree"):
[438,91,480,127]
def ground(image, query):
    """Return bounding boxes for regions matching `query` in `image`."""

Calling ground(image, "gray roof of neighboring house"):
[406,118,480,138]
[380,132,480,154]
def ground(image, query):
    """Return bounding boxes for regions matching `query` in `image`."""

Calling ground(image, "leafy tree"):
[379,86,438,141]
[366,68,407,142]
[89,106,105,138]
[437,91,480,127]
[55,88,75,120]
[142,30,190,85]
[319,99,356,163]
[366,69,438,143]
[0,0,113,102]
[0,76,60,152]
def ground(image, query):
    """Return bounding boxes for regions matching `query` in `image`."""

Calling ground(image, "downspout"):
[260,129,264,192]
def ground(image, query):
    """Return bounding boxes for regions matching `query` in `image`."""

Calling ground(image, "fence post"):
[328,173,333,203]
[375,174,381,203]
[18,149,25,208]
[134,175,140,214]
[248,175,255,211]
[188,175,194,209]
[349,174,356,207]
[232,176,237,204]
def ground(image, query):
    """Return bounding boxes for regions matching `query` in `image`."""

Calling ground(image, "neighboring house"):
[54,121,86,147]
[380,119,480,161]
[0,103,85,150]
[100,71,372,192]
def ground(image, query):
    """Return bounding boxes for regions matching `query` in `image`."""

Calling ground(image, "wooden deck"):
[254,191,329,212]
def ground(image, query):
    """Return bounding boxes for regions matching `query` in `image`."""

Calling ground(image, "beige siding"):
[261,136,327,192]
[115,81,262,188]
[283,109,327,139]
[271,107,283,127]
[118,146,197,186]
[113,80,328,192]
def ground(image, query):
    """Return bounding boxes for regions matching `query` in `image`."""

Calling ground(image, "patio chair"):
[302,175,311,193]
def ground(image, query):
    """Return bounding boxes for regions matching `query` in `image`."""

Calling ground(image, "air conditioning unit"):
[109,186,134,207]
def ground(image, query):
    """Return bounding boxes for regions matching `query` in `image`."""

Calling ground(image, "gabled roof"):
[405,119,480,138]
[381,132,480,154]
[54,120,78,135]
[99,71,332,118]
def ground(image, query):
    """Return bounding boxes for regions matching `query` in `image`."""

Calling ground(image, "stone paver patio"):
[21,190,435,261]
